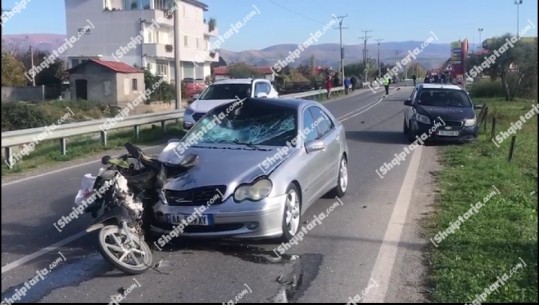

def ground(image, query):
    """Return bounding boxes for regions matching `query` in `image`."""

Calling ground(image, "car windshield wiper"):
[233,139,260,150]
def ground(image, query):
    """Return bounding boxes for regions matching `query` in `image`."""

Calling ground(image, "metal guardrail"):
[1,87,345,168]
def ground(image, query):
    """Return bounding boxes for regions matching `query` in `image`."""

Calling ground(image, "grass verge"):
[429,98,538,302]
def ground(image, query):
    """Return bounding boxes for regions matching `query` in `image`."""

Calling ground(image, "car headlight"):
[185,107,194,116]
[415,113,431,124]
[464,117,477,127]
[234,178,273,202]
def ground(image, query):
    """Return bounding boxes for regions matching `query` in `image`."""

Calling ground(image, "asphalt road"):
[1,82,430,303]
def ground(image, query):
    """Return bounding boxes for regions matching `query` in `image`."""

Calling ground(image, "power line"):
[265,0,328,25]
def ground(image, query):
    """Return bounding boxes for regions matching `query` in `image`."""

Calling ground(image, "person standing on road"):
[424,73,431,83]
[382,76,390,95]
[412,74,417,86]
[344,77,351,95]
[350,76,357,91]
[325,75,333,99]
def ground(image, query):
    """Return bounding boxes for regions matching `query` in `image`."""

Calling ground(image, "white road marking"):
[362,145,423,303]
[339,97,385,123]
[1,230,88,274]
[1,144,164,187]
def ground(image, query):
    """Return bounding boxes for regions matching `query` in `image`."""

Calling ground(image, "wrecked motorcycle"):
[74,143,198,274]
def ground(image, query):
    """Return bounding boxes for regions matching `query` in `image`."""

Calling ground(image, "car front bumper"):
[416,121,479,142]
[150,193,286,239]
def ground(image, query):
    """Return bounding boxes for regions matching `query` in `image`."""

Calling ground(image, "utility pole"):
[360,30,373,82]
[375,39,383,77]
[478,28,484,49]
[515,0,523,38]
[29,46,36,86]
[174,2,182,110]
[334,15,348,86]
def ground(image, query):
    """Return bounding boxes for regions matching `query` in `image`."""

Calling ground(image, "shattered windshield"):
[184,101,297,147]
[199,84,252,100]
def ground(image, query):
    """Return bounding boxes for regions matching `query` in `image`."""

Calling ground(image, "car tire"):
[403,119,409,134]
[329,156,348,198]
[407,121,416,143]
[280,184,301,243]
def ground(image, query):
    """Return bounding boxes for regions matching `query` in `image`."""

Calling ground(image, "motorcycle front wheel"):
[97,225,153,274]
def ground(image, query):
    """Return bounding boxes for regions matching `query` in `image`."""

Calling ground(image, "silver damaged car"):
[151,97,349,242]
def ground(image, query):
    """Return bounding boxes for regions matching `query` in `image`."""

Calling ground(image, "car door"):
[297,107,326,209]
[308,106,340,197]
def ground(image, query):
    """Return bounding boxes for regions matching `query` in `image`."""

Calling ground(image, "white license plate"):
[438,130,460,136]
[168,214,211,226]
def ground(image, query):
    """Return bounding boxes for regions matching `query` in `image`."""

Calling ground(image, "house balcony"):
[142,43,175,59]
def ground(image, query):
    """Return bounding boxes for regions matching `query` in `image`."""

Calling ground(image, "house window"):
[196,38,199,49]
[71,59,80,67]
[132,79,138,91]
[183,36,188,47]
[141,0,150,9]
[157,63,168,77]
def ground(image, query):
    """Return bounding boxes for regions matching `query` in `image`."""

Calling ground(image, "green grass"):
[429,98,538,302]
[2,123,185,176]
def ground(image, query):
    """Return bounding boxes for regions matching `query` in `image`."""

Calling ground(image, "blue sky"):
[2,0,538,51]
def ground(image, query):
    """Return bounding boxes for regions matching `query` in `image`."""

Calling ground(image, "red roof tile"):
[213,66,274,75]
[88,59,142,73]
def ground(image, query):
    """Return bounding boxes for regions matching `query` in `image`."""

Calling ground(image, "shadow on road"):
[346,130,409,145]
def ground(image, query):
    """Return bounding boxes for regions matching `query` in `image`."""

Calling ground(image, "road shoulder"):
[384,145,440,302]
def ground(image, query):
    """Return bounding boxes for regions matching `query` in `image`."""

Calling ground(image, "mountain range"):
[2,34,477,70]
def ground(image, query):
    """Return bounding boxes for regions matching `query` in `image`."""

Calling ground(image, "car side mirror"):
[404,99,412,106]
[256,92,269,98]
[305,140,326,153]
[474,104,483,110]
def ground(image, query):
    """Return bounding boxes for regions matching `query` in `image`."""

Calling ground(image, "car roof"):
[212,78,268,85]
[418,83,463,91]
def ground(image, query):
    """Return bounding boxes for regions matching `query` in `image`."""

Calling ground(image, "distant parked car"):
[183,78,207,99]
[403,83,482,143]
[183,78,279,130]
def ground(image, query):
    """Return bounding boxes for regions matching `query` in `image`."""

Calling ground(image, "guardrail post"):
[134,125,140,140]
[100,130,108,146]
[59,138,67,155]
[4,147,13,169]
[161,121,166,131]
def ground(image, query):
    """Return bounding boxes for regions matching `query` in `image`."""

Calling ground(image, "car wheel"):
[330,156,348,198]
[403,119,409,134]
[280,184,301,242]
[407,122,416,143]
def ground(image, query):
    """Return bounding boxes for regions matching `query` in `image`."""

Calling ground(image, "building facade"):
[64,0,219,84]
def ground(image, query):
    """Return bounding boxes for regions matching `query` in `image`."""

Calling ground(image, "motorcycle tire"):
[97,225,153,274]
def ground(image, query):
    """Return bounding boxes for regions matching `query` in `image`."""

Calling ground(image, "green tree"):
[1,52,27,86]
[466,33,535,101]
[227,62,259,78]
[143,70,174,103]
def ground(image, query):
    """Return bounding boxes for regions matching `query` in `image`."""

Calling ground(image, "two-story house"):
[64,0,219,84]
